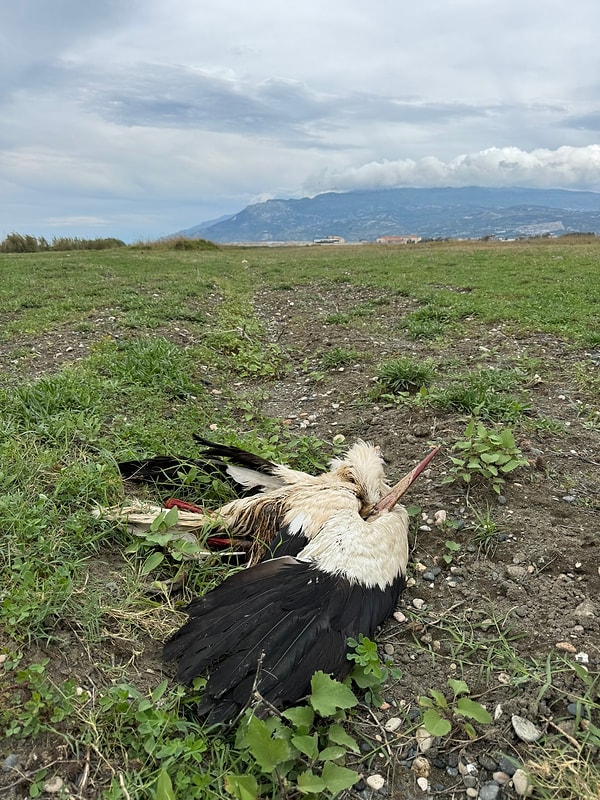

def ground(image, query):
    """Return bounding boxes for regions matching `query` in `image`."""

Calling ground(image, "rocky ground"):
[250,283,599,799]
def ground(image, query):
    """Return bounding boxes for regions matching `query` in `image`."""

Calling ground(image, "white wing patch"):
[226,465,283,491]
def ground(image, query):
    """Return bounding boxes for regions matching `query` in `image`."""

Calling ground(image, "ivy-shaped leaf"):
[282,705,315,732]
[297,770,327,794]
[328,723,360,753]
[309,672,357,716]
[318,745,347,761]
[245,715,290,772]
[224,774,259,800]
[320,762,359,794]
[291,733,319,760]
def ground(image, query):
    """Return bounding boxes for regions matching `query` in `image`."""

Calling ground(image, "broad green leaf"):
[224,774,259,800]
[297,770,327,794]
[447,678,469,697]
[500,459,523,473]
[328,723,360,753]
[500,429,517,448]
[163,506,180,527]
[429,689,449,709]
[455,697,493,724]
[154,769,175,800]
[282,705,314,731]
[480,452,500,463]
[291,733,319,760]
[422,708,452,737]
[309,672,357,716]
[318,745,347,761]
[444,540,461,552]
[141,551,164,575]
[320,762,359,794]
[418,695,433,708]
[245,715,290,772]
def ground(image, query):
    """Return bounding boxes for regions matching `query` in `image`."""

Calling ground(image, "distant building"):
[313,235,345,245]
[376,235,421,244]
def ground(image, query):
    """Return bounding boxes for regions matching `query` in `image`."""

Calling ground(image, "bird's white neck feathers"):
[298,506,410,590]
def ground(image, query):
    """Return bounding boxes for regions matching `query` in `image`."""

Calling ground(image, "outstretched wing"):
[163,556,404,724]
[118,437,285,496]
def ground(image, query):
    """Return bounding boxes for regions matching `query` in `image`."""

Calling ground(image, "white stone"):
[512,768,532,796]
[384,717,402,732]
[416,777,429,792]
[433,509,447,526]
[511,715,542,743]
[366,774,385,791]
[465,789,478,798]
[42,777,64,794]
[393,611,407,623]
[411,756,430,777]
[412,598,425,610]
[415,725,434,753]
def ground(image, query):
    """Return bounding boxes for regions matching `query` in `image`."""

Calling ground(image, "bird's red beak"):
[374,446,440,513]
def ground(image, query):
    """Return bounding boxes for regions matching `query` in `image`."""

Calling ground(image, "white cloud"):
[307,145,600,194]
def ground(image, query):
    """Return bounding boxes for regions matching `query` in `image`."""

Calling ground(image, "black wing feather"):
[163,557,404,724]
[118,437,282,496]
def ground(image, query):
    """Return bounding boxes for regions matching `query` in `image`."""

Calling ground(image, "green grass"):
[0,239,599,799]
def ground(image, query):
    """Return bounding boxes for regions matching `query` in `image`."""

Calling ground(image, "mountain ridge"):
[175,186,600,243]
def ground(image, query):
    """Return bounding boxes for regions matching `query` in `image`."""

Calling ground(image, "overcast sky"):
[2,0,600,242]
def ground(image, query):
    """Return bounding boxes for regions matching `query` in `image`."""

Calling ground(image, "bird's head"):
[328,439,388,507]
[330,439,440,518]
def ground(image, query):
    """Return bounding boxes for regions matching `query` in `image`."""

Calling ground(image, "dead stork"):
[134,439,440,724]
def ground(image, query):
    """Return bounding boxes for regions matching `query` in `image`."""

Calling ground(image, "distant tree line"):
[0,232,126,253]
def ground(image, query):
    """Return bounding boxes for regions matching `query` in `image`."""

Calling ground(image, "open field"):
[0,240,598,799]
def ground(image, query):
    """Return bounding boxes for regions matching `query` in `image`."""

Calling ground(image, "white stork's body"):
[119,438,438,723]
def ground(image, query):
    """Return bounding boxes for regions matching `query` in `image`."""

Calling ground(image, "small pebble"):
[446,766,458,777]
[465,789,478,799]
[512,768,532,796]
[478,782,501,800]
[43,777,64,794]
[497,757,518,776]
[478,754,498,772]
[415,726,434,753]
[493,771,511,785]
[463,774,478,788]
[512,715,542,743]
[422,571,436,582]
[412,598,425,610]
[412,756,430,778]
[416,777,429,792]
[384,717,402,732]
[366,774,385,791]
[393,611,407,623]
[2,754,20,772]
[555,641,577,653]
[562,495,576,503]
[433,510,447,526]
[383,643,395,655]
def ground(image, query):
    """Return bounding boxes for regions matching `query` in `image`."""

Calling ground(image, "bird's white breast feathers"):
[297,507,410,590]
